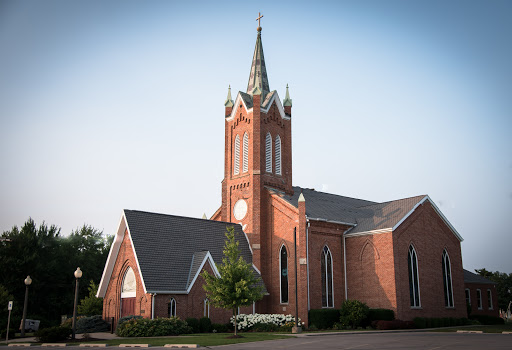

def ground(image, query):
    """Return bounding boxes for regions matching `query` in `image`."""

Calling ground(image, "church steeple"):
[247,23,269,98]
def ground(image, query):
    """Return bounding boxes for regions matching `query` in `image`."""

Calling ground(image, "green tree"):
[78,280,103,316]
[339,299,370,329]
[475,268,512,311]
[201,226,263,336]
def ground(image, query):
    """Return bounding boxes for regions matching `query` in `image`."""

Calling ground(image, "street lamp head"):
[74,267,82,279]
[24,275,32,286]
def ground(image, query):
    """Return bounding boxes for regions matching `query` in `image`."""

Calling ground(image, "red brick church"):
[97,21,471,326]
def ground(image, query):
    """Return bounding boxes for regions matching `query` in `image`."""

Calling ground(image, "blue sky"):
[0,0,511,273]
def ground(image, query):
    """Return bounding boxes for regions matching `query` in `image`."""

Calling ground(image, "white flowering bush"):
[230,313,303,331]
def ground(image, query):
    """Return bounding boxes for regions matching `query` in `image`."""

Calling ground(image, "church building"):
[97,20,468,326]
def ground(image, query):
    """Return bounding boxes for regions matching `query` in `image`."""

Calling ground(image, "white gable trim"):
[226,91,290,122]
[392,196,463,242]
[345,228,392,238]
[252,263,261,275]
[185,251,220,293]
[96,211,148,298]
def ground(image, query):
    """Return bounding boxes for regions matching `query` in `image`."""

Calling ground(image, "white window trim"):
[265,132,272,173]
[321,245,334,308]
[275,135,282,175]
[408,245,421,308]
[465,288,471,305]
[169,298,176,317]
[242,132,249,173]
[487,289,493,310]
[442,250,454,308]
[476,289,482,310]
[204,298,210,317]
[234,135,240,175]
[279,244,288,304]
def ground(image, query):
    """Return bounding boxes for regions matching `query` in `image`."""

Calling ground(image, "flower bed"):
[230,313,303,331]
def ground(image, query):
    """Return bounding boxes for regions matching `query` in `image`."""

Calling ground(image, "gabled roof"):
[281,186,462,240]
[463,269,497,285]
[97,210,264,297]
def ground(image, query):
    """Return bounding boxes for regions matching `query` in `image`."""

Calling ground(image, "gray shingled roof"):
[463,269,497,285]
[281,186,425,234]
[124,210,264,293]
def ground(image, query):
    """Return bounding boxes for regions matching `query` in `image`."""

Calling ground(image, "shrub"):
[368,308,395,321]
[413,317,426,329]
[185,317,200,333]
[308,309,340,329]
[36,326,72,342]
[1,328,16,340]
[231,314,302,331]
[279,321,295,332]
[252,322,279,332]
[339,300,370,329]
[199,317,212,333]
[75,315,110,334]
[116,317,192,337]
[374,320,413,330]
[116,315,143,329]
[211,323,228,333]
[470,315,505,325]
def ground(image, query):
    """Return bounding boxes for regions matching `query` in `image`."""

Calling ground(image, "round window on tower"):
[233,199,248,221]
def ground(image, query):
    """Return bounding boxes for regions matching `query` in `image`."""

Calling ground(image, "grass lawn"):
[88,333,291,347]
[434,323,512,333]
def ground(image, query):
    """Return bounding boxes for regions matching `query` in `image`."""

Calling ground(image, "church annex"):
[97,21,469,326]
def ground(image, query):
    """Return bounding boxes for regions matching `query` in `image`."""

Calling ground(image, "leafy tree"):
[0,284,15,331]
[475,268,512,311]
[78,280,103,316]
[201,226,263,336]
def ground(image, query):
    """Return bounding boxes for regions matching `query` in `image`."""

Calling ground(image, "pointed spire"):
[202,213,207,219]
[283,84,292,107]
[298,192,305,203]
[224,85,234,107]
[247,27,269,97]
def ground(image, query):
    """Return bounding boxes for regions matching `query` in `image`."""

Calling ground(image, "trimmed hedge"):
[374,320,414,330]
[211,323,229,333]
[413,317,470,329]
[368,308,395,321]
[116,317,192,337]
[76,315,110,334]
[199,317,212,333]
[36,326,72,342]
[308,309,340,329]
[470,315,504,325]
[185,317,200,333]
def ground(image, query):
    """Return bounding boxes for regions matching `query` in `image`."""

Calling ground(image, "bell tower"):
[220,16,293,271]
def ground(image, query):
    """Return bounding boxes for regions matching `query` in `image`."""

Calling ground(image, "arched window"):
[321,246,334,307]
[203,298,210,317]
[243,132,249,173]
[121,267,136,298]
[265,132,272,173]
[442,250,454,307]
[280,245,288,303]
[408,245,421,307]
[234,135,240,175]
[168,298,176,317]
[275,135,282,175]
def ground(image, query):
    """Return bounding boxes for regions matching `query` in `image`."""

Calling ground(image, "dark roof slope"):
[463,269,497,285]
[124,210,262,293]
[281,186,425,234]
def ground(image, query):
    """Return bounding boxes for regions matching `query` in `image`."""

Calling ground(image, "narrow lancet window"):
[243,132,249,173]
[234,135,240,175]
[265,132,272,173]
[321,246,334,307]
[168,298,176,317]
[442,250,454,307]
[280,245,288,303]
[408,245,421,307]
[275,135,282,175]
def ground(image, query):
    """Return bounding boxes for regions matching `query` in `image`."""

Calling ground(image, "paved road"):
[1,332,510,350]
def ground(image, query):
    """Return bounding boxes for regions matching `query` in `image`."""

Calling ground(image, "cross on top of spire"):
[256,12,263,31]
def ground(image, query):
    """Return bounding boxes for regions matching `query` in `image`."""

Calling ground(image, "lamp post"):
[71,267,82,340]
[20,276,32,337]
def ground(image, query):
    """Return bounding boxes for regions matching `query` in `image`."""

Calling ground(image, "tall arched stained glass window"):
[234,135,240,175]
[408,245,421,307]
[280,245,288,303]
[168,298,176,317]
[442,250,454,307]
[242,132,249,173]
[275,135,282,175]
[321,246,334,307]
[265,132,272,173]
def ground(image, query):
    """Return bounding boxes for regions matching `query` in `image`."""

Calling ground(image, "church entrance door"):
[121,297,136,317]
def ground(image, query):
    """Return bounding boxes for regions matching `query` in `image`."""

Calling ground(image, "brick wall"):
[465,283,499,317]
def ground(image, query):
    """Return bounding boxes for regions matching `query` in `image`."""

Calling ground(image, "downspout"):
[306,218,310,311]
[151,293,156,320]
[343,226,356,300]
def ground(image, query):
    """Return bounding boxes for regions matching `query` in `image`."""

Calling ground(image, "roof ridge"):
[356,194,427,208]
[124,209,240,227]
[293,186,378,205]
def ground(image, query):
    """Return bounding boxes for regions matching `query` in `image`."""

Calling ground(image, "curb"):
[42,344,67,347]
[456,330,483,334]
[79,344,108,347]
[164,345,199,348]
[7,344,32,347]
[119,345,150,348]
